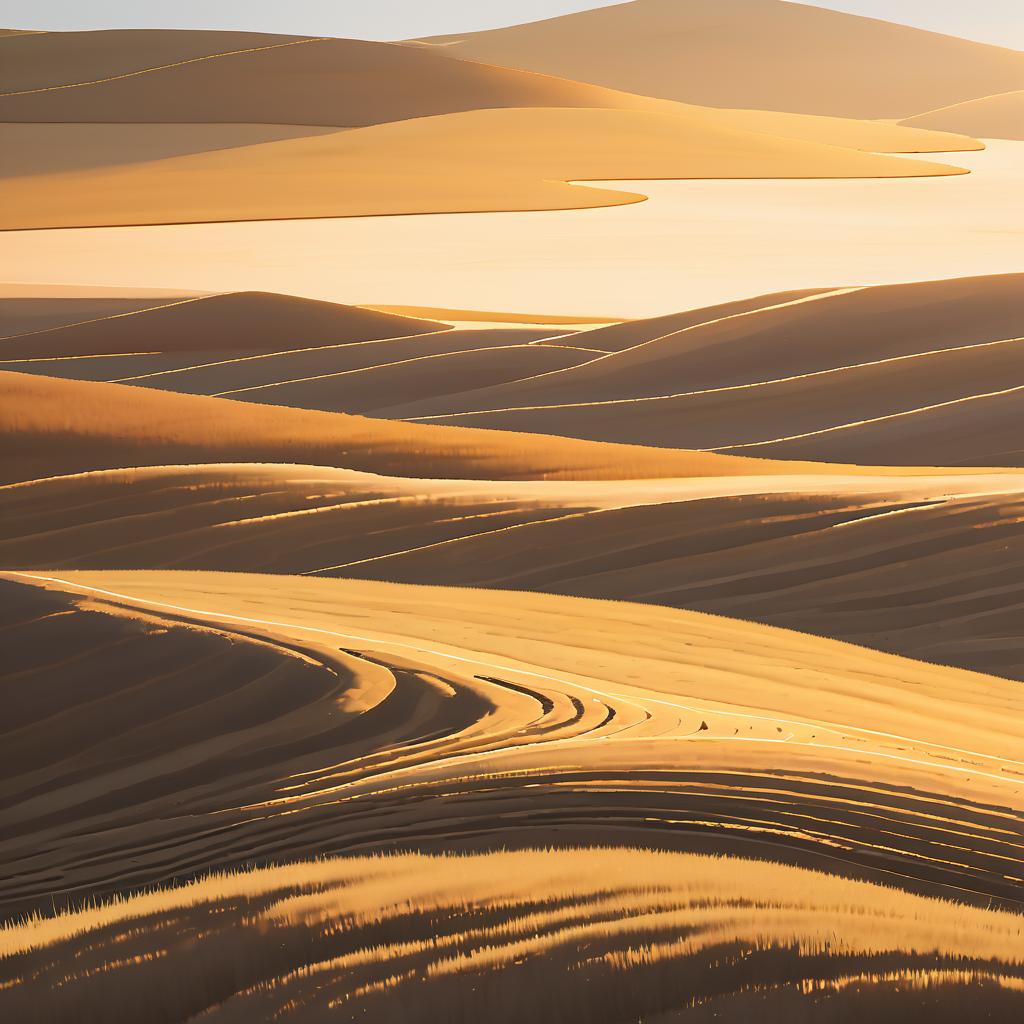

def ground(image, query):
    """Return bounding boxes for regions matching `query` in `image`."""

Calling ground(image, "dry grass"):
[2,847,1022,1023]
[0,369,857,485]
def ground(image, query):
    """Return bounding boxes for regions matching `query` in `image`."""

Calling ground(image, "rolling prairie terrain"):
[1,3,1022,1021]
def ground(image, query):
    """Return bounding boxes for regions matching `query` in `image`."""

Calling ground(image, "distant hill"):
[0,291,444,357]
[902,90,1024,142]
[0,29,671,125]
[412,0,1024,118]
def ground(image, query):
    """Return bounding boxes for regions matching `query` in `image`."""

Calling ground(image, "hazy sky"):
[1,1,1021,49]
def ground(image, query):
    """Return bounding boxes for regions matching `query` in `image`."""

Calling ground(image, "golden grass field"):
[4,848,1023,1023]
[1,2,1022,1020]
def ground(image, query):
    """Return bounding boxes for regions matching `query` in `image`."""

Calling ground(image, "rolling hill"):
[388,275,1024,466]
[412,0,1024,118]
[2,568,1020,917]
[0,106,968,231]
[0,291,444,357]
[0,369,840,485]
[902,90,1024,142]
[3,464,1023,680]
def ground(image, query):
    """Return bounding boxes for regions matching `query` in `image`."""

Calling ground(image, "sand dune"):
[531,288,830,354]
[413,0,1024,119]
[0,107,966,232]
[3,848,1022,1023]
[0,28,299,94]
[1,328,558,391]
[4,464,1024,680]
[1,568,1020,918]
[405,334,1024,465]
[6,6,1023,1019]
[0,291,442,358]
[902,90,1024,142]
[11,141,1017,319]
[366,305,624,328]
[0,31,661,126]
[0,123,340,178]
[739,386,1024,466]
[0,370,840,485]
[394,275,1024,412]
[0,294,199,338]
[211,343,595,414]
[385,275,1024,465]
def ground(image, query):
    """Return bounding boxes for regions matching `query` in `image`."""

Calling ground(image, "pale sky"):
[1,1,1021,50]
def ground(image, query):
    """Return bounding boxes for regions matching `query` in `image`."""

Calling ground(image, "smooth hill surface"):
[3,848,1022,1022]
[207,343,596,414]
[389,275,1024,465]
[413,0,1024,118]
[0,31,662,126]
[0,123,341,178]
[0,107,966,231]
[4,465,1024,680]
[13,141,1015,321]
[0,29,296,93]
[0,293,201,338]
[518,289,831,353]
[1,568,1020,916]
[0,328,559,390]
[902,90,1024,142]
[0,369,838,485]
[0,291,443,358]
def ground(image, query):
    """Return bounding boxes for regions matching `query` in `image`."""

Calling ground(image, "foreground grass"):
[3,847,1022,1022]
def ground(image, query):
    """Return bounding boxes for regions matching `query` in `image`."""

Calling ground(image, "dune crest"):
[413,0,1024,118]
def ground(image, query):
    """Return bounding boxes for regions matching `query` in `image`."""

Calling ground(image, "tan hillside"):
[413,0,1024,118]
[902,90,1024,141]
[0,107,965,231]
[0,290,444,358]
[0,369,849,485]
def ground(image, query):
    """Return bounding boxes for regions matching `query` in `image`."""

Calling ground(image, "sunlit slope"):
[2,849,1022,1024]
[902,90,1024,142]
[5,465,1024,679]
[392,276,1024,465]
[413,0,1024,118]
[0,107,965,231]
[0,291,444,358]
[2,570,1021,916]
[0,370,832,484]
